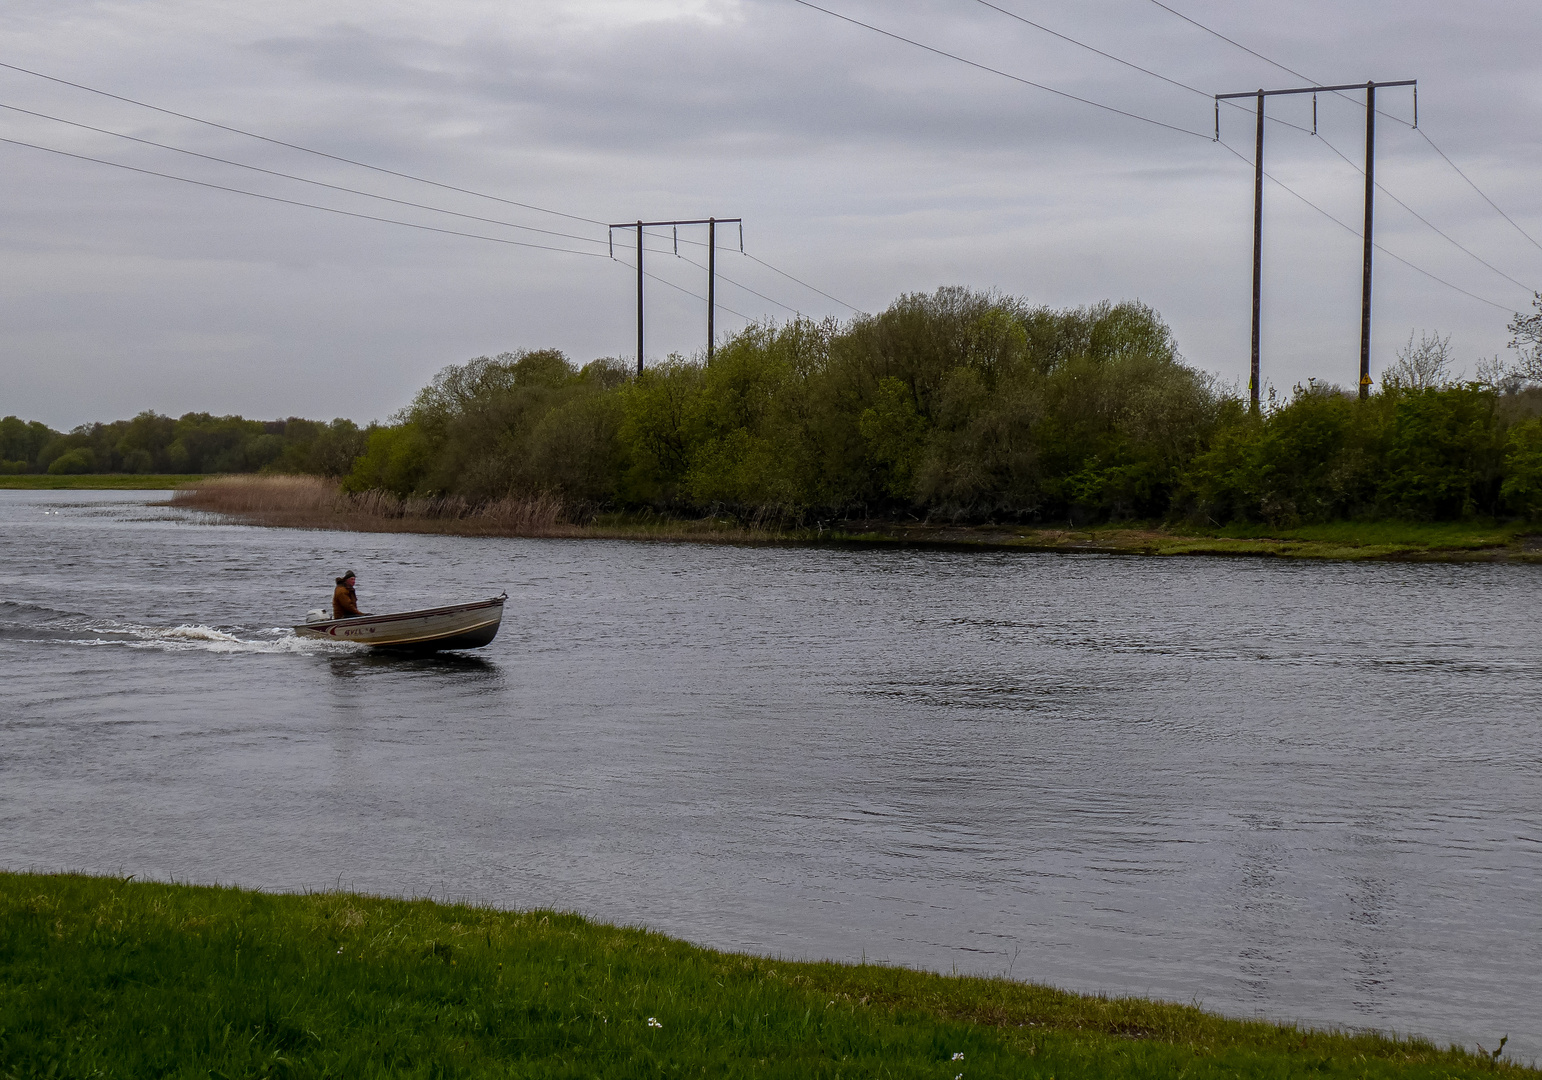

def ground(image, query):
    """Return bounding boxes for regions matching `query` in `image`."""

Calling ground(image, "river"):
[2,489,1538,1057]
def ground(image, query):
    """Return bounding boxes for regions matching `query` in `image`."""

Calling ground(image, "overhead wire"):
[7,14,1527,330]
[0,59,859,317]
[958,0,1535,303]
[616,223,863,312]
[0,59,607,227]
[0,101,608,249]
[786,0,1210,139]
[0,120,804,324]
[0,133,609,258]
[743,252,864,313]
[624,226,845,317]
[968,0,1312,135]
[1415,127,1542,255]
[1305,128,1536,294]
[1215,139,1514,312]
[671,250,804,317]
[625,233,797,318]
[610,257,755,322]
[1140,0,1542,261]
[1141,0,1313,84]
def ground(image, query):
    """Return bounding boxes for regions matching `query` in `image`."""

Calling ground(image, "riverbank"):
[831,518,1542,561]
[171,475,1542,562]
[1,873,1526,1078]
[0,473,204,490]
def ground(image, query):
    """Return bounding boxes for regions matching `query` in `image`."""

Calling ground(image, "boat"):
[293,594,506,651]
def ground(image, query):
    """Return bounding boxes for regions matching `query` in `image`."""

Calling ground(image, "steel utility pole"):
[1215,79,1415,406]
[1359,84,1376,399]
[1250,89,1264,410]
[635,221,644,375]
[708,218,716,362]
[607,217,744,372]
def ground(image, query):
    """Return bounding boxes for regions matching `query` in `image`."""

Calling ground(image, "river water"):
[2,489,1539,1057]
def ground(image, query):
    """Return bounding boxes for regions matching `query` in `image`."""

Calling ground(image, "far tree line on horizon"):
[9,287,1542,525]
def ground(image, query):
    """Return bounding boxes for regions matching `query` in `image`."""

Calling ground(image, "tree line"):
[0,411,367,477]
[343,287,1542,525]
[11,286,1542,525]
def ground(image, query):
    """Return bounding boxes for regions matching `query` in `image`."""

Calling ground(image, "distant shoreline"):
[164,475,1542,564]
[0,473,204,490]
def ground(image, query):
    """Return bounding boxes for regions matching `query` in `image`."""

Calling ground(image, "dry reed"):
[171,475,786,543]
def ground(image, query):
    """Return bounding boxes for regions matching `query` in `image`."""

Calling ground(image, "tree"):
[1382,331,1453,391]
[1508,292,1542,381]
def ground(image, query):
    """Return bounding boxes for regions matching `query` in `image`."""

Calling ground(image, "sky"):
[2,0,1539,430]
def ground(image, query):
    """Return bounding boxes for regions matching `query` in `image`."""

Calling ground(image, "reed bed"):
[169,477,1542,559]
[171,475,786,542]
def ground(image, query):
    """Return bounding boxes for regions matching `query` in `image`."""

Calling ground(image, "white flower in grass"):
[952,1052,964,1061]
[647,1017,663,1028]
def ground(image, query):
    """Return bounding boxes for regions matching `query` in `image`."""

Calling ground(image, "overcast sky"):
[3,0,1539,430]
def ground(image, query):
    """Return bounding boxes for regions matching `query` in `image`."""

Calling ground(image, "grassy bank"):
[831,518,1541,561]
[0,473,205,490]
[173,475,1542,561]
[1,873,1527,1078]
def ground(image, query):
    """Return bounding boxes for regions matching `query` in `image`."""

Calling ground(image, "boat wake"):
[1,606,365,655]
[86,624,365,655]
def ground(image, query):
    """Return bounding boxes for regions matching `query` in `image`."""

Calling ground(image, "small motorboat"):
[294,594,506,651]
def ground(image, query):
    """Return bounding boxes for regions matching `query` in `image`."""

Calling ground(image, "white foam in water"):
[158,625,243,644]
[61,623,364,655]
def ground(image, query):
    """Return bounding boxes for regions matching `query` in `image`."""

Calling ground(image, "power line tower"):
[1216,80,1416,406]
[608,217,744,373]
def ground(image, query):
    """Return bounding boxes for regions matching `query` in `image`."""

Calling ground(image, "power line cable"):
[0,58,608,228]
[1305,127,1535,293]
[0,128,787,326]
[632,224,863,313]
[672,250,805,316]
[611,258,754,321]
[0,100,609,249]
[841,0,1516,307]
[1143,0,1416,129]
[1216,139,1514,312]
[626,234,804,316]
[978,0,1535,302]
[1143,0,1312,84]
[967,0,1311,134]
[969,3,1530,296]
[1141,0,1541,260]
[1415,127,1542,254]
[785,0,1210,139]
[628,225,854,317]
[742,252,864,313]
[0,134,609,258]
[972,0,1207,97]
[794,0,1515,314]
[0,58,857,320]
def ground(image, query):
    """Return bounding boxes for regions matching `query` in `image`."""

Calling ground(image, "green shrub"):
[46,448,95,475]
[1500,417,1542,518]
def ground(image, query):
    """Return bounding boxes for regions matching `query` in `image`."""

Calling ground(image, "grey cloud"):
[1,0,1539,429]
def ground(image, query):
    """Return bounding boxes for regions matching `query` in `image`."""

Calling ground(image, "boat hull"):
[293,596,505,651]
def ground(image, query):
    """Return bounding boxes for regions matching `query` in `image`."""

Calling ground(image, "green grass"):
[0,473,204,490]
[1197,518,1523,549]
[0,874,1530,1078]
[820,518,1542,562]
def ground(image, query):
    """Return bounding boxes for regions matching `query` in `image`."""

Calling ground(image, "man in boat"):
[332,571,367,619]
